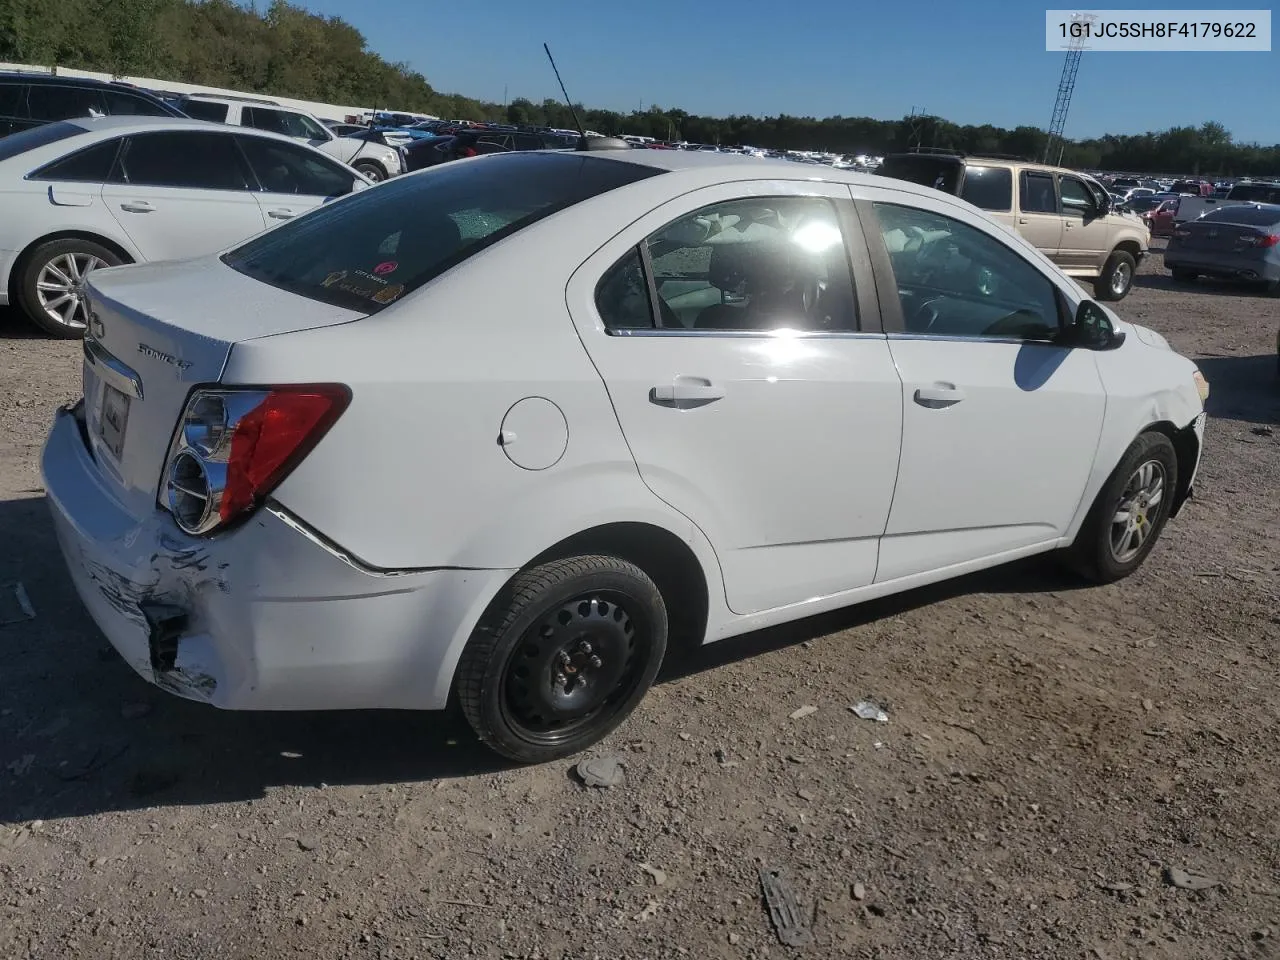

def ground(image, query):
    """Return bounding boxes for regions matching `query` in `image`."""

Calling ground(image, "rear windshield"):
[959,165,1012,211]
[0,120,85,163]
[223,151,663,313]
[1226,183,1280,203]
[1200,204,1280,226]
[878,155,963,194]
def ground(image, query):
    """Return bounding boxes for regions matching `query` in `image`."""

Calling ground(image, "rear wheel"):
[16,238,122,338]
[1064,432,1178,584]
[352,160,386,182]
[456,555,668,763]
[1170,267,1198,283]
[1094,250,1136,301]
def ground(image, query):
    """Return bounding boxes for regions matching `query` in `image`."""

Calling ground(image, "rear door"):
[236,134,360,224]
[566,181,904,615]
[100,130,267,260]
[1015,170,1064,260]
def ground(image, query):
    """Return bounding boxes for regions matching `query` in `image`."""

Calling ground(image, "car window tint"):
[0,83,26,119]
[119,131,251,190]
[1019,172,1058,214]
[642,196,856,332]
[29,138,121,182]
[101,90,170,117]
[873,202,1061,341]
[596,248,654,331]
[26,84,105,121]
[1059,176,1095,216]
[181,99,229,123]
[237,135,354,196]
[245,107,328,140]
[960,166,1012,212]
[223,152,664,313]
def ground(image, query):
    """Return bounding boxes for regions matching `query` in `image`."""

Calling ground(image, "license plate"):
[99,383,131,460]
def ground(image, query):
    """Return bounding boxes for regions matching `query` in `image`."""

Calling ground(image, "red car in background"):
[1146,197,1180,237]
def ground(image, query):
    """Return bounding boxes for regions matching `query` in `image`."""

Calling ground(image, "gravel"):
[1,244,1277,959]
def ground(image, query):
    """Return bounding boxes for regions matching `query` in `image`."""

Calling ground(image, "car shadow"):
[0,305,45,340]
[1195,355,1280,426]
[0,491,1089,824]
[1132,273,1275,299]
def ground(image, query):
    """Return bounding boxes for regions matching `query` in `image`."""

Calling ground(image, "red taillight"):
[1249,233,1280,248]
[221,387,349,522]
[162,385,349,535]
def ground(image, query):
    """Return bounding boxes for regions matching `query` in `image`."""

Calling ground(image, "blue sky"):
[296,0,1278,144]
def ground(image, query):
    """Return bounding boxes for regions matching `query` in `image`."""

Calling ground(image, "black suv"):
[0,73,186,138]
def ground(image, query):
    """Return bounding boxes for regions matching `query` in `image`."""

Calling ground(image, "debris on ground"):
[850,700,889,722]
[1166,866,1220,890]
[639,863,667,886]
[634,900,659,921]
[758,866,814,947]
[575,755,624,788]
[789,705,818,720]
[852,881,867,901]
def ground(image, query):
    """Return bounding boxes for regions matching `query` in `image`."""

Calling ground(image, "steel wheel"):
[35,252,105,330]
[501,590,648,747]
[1109,459,1166,563]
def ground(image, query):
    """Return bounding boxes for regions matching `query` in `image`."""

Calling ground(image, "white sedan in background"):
[43,148,1208,764]
[0,116,369,337]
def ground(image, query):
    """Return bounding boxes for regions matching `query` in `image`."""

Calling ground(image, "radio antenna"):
[543,43,588,147]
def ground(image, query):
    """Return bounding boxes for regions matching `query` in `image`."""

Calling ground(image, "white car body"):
[42,150,1206,741]
[180,96,404,180]
[0,116,368,313]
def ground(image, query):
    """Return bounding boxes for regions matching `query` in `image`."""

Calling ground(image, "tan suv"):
[878,150,1150,301]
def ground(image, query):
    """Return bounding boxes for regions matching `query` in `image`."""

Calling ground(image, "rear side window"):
[0,120,85,162]
[596,249,653,330]
[119,131,251,190]
[960,166,1012,211]
[237,135,355,196]
[0,82,26,118]
[102,90,171,117]
[26,84,104,121]
[244,107,329,140]
[223,152,664,313]
[1019,172,1058,213]
[29,138,121,182]
[181,99,230,123]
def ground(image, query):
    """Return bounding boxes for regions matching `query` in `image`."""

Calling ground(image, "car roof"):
[51,115,323,148]
[0,72,148,91]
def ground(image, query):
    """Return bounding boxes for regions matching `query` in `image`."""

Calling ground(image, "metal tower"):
[1043,13,1095,163]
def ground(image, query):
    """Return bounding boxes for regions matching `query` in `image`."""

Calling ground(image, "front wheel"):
[1064,431,1178,584]
[456,555,668,764]
[16,238,123,338]
[352,160,386,182]
[1094,250,1136,301]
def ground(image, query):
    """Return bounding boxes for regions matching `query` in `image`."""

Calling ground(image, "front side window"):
[873,202,1062,341]
[960,166,1012,212]
[223,151,664,313]
[101,90,171,117]
[1019,171,1058,214]
[117,131,251,190]
[26,85,105,121]
[236,135,355,196]
[1059,176,1095,216]
[29,138,121,182]
[640,196,856,332]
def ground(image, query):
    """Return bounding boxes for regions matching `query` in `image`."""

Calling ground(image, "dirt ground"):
[1,244,1277,960]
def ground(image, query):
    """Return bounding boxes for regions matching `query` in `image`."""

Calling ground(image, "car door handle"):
[649,377,725,406]
[266,208,296,220]
[119,201,154,213]
[913,383,965,408]
[1017,217,1029,224]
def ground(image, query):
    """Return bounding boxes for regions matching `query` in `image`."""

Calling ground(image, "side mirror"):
[1065,300,1126,350]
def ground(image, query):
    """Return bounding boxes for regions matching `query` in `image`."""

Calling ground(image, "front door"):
[1015,169,1065,262]
[856,190,1106,583]
[566,182,904,616]
[101,130,265,261]
[1056,173,1114,271]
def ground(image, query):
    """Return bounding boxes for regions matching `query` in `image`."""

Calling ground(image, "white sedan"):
[0,116,369,337]
[42,148,1209,763]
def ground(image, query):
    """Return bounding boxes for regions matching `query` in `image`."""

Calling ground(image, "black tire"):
[1170,267,1198,283]
[1064,432,1178,584]
[1094,250,1136,301]
[456,555,668,764]
[15,238,123,339]
[352,160,386,182]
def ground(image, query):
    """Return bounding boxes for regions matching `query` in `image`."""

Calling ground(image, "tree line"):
[2,0,1277,177]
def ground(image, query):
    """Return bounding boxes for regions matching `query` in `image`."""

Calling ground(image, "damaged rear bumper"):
[41,401,513,711]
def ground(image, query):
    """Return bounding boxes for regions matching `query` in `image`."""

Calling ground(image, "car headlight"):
[1192,369,1210,402]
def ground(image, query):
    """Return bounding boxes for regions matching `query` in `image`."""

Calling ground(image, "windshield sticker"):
[372,283,404,304]
[322,270,348,288]
[373,260,399,276]
[318,266,406,305]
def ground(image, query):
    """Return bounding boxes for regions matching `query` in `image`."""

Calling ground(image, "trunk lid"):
[1176,220,1271,254]
[80,255,365,522]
